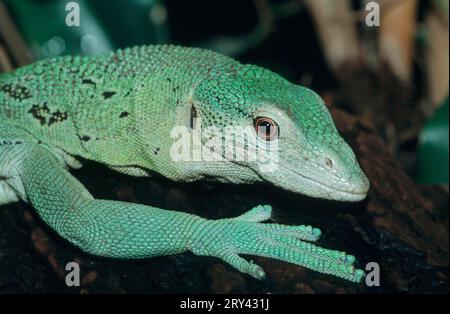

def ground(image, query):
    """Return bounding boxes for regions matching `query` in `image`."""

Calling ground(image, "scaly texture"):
[0,45,369,282]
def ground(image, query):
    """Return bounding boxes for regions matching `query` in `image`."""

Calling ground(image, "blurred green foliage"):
[4,0,169,58]
[416,97,449,184]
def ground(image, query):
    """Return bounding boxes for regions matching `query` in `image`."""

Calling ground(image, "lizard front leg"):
[9,144,206,258]
[7,144,364,282]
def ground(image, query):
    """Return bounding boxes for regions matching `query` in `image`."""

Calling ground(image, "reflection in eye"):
[254,117,278,141]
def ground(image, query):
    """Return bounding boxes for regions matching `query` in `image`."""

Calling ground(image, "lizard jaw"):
[297,176,369,202]
[262,164,370,202]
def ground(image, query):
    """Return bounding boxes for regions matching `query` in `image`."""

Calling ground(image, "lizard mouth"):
[273,163,370,201]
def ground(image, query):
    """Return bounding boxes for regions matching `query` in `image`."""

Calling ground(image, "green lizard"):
[0,45,369,283]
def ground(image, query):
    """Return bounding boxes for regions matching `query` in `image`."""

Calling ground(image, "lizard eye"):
[254,117,278,141]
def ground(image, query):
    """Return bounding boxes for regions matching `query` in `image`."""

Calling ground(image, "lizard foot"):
[190,205,364,282]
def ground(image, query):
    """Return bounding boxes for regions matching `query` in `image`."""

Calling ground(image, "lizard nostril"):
[325,158,333,168]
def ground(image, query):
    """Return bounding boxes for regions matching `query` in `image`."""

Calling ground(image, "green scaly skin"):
[0,45,370,282]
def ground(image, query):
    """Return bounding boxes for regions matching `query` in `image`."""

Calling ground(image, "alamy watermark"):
[65,2,80,27]
[169,117,279,173]
[365,262,381,286]
[365,1,380,27]
[65,261,80,287]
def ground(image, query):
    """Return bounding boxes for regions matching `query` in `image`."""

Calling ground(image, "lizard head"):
[171,62,369,202]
